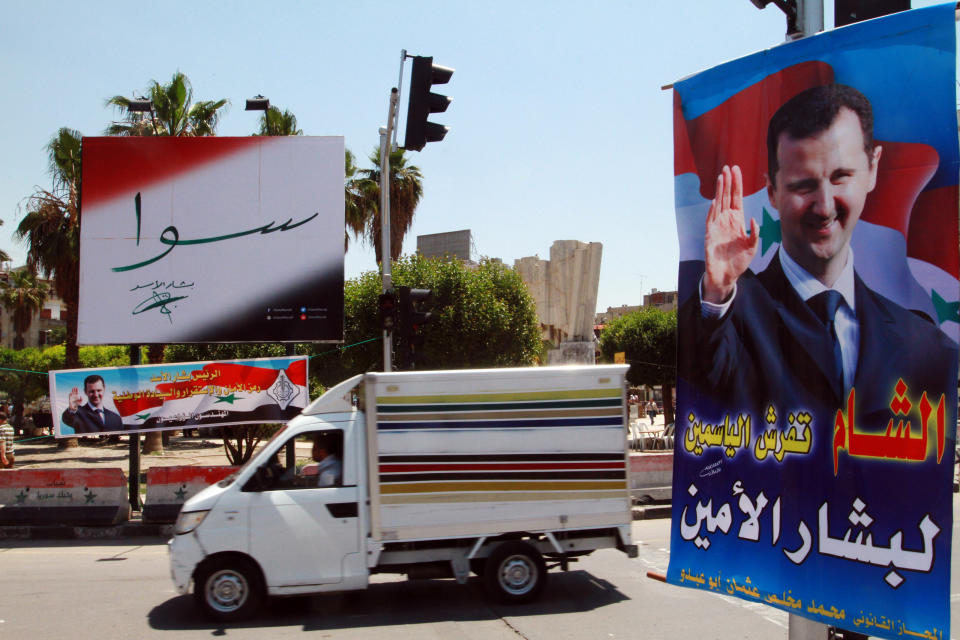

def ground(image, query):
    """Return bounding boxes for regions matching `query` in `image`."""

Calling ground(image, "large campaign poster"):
[78,136,344,344]
[50,356,308,437]
[670,4,958,638]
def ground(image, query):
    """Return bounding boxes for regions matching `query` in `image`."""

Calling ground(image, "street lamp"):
[126,97,158,135]
[245,94,270,111]
[245,94,272,135]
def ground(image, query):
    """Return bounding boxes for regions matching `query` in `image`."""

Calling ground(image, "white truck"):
[169,365,637,621]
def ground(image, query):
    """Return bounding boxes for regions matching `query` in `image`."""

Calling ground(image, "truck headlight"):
[174,510,209,535]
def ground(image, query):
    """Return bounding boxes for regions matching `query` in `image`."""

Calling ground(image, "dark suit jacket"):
[61,404,124,434]
[679,253,957,430]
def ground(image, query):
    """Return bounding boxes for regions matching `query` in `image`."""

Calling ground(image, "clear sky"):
[0,0,947,314]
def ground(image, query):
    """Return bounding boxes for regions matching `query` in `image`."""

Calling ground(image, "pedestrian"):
[0,411,14,469]
[646,400,656,426]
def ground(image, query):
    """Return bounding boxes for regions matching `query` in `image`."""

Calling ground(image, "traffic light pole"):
[781,8,861,640]
[381,88,399,372]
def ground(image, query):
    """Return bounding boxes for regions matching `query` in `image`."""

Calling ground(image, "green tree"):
[254,106,302,136]
[0,269,48,349]
[17,128,82,371]
[353,147,424,263]
[0,344,127,432]
[344,148,369,252]
[599,307,677,424]
[0,347,58,431]
[105,71,229,137]
[0,221,10,265]
[310,255,540,385]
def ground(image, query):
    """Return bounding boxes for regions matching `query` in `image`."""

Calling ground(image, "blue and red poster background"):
[670,5,958,637]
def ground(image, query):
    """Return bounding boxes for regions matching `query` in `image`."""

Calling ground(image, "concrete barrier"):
[0,468,129,525]
[144,466,238,523]
[629,451,673,502]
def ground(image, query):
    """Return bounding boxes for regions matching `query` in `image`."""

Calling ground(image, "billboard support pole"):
[128,345,141,512]
[381,88,399,372]
[784,3,833,639]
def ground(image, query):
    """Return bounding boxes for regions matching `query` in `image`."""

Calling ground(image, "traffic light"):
[397,286,432,369]
[378,291,397,333]
[404,56,454,152]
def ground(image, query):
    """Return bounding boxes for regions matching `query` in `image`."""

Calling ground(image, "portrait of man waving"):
[60,374,125,434]
[682,84,954,419]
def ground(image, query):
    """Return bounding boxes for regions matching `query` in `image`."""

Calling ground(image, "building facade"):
[0,267,65,349]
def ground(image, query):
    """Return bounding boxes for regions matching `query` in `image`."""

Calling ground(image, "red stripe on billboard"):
[81,137,262,208]
[674,90,697,178]
[861,141,939,237]
[677,60,834,198]
[113,360,306,416]
[907,185,960,278]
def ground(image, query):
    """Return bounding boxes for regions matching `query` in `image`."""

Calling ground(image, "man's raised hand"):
[68,387,81,412]
[703,165,759,303]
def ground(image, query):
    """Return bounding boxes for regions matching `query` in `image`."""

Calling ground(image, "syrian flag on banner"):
[674,60,960,343]
[112,358,308,429]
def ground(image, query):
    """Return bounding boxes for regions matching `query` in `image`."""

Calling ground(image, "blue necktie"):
[808,290,844,391]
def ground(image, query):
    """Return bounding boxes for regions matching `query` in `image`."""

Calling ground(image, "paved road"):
[0,519,786,640]
[2,504,957,639]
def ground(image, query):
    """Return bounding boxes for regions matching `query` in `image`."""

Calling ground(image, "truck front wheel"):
[194,556,264,622]
[483,541,546,604]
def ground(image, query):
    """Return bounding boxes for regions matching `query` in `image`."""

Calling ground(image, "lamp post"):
[126,97,158,135]
[245,94,271,134]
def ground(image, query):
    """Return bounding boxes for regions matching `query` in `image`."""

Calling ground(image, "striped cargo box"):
[365,365,631,541]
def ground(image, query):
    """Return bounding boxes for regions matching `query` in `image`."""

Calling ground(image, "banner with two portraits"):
[670,4,958,637]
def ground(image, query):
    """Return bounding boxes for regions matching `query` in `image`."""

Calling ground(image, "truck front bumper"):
[168,533,204,595]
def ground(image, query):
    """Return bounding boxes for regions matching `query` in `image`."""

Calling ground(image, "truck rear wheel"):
[483,541,546,604]
[194,556,264,622]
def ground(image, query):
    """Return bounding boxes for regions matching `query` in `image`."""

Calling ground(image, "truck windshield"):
[233,424,291,475]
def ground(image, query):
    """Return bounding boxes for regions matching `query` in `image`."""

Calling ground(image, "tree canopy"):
[350,148,424,263]
[310,255,541,386]
[0,345,129,428]
[254,106,302,136]
[599,307,677,421]
[0,269,48,349]
[105,71,228,137]
[17,127,83,369]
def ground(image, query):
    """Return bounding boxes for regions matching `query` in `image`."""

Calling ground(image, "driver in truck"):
[312,432,342,487]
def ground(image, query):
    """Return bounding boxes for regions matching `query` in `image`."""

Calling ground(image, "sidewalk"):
[2,432,670,541]
[11,433,236,473]
[1,434,240,540]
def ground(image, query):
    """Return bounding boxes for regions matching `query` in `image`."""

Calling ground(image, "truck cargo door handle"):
[326,502,358,518]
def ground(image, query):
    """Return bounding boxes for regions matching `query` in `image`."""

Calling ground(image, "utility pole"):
[380,88,399,372]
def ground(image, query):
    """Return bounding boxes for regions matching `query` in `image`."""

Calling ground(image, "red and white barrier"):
[144,466,238,523]
[0,468,129,525]
[629,452,673,501]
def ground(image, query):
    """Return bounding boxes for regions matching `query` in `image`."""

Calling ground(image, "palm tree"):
[354,147,424,263]
[0,269,48,349]
[0,269,46,347]
[344,149,372,252]
[18,128,82,448]
[18,128,82,368]
[105,71,228,137]
[255,106,303,136]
